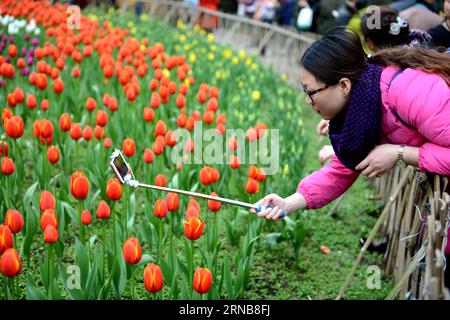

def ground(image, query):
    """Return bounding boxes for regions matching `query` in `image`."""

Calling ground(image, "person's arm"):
[391,69,450,175]
[297,154,360,210]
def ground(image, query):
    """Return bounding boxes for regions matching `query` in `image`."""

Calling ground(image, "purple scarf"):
[329,64,384,171]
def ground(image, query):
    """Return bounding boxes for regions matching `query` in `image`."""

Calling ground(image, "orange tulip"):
[41,209,58,231]
[59,113,71,131]
[0,225,14,255]
[154,199,168,219]
[0,248,22,278]
[106,178,122,201]
[257,168,266,182]
[228,137,238,151]
[144,263,163,293]
[81,210,92,225]
[40,190,55,212]
[246,178,260,194]
[165,192,179,212]
[203,110,214,124]
[1,157,15,175]
[150,92,161,109]
[122,237,142,265]
[39,119,53,139]
[246,127,258,142]
[96,200,111,219]
[43,225,59,244]
[175,94,186,108]
[123,138,135,157]
[206,98,218,112]
[5,209,24,234]
[70,171,90,200]
[208,192,221,212]
[47,145,60,164]
[184,217,204,240]
[152,139,165,156]
[248,165,259,179]
[193,267,213,294]
[5,116,24,139]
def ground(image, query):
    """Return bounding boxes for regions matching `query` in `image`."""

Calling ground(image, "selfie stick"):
[109,149,285,218]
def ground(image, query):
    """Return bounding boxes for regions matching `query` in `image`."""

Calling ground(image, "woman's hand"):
[316,119,330,136]
[249,193,288,221]
[355,144,398,178]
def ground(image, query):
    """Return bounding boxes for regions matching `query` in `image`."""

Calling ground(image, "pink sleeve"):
[297,155,360,210]
[392,70,450,175]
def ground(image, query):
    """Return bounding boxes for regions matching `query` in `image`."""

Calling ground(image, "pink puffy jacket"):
[297,66,450,210]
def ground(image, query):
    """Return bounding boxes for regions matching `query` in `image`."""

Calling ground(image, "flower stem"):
[159,218,163,264]
[131,265,135,300]
[48,244,53,300]
[190,240,194,300]
[102,222,107,282]
[78,201,85,244]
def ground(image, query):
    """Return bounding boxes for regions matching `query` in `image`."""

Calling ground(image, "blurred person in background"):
[297,0,321,32]
[198,0,221,31]
[400,0,443,31]
[427,0,450,49]
[278,0,297,26]
[253,0,278,23]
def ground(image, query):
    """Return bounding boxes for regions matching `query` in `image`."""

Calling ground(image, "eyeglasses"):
[301,84,329,104]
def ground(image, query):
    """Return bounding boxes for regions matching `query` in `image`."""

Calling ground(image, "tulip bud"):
[0,248,22,277]
[5,209,24,234]
[106,178,122,201]
[0,225,14,255]
[122,237,142,265]
[81,210,92,225]
[193,267,213,294]
[43,225,59,244]
[70,171,89,200]
[184,217,204,241]
[1,157,15,175]
[96,200,111,219]
[144,263,163,293]
[40,190,55,212]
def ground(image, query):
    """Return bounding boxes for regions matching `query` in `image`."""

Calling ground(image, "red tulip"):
[152,139,165,156]
[0,248,22,277]
[150,92,161,109]
[43,225,59,244]
[70,123,82,140]
[40,190,55,212]
[246,178,260,194]
[40,99,50,111]
[229,155,240,169]
[70,171,90,200]
[175,94,186,108]
[184,217,204,240]
[1,157,15,175]
[165,130,177,147]
[165,192,179,212]
[228,137,238,151]
[193,267,213,294]
[59,113,71,131]
[41,209,58,231]
[143,107,154,122]
[5,116,24,139]
[123,138,135,157]
[96,200,111,219]
[208,192,221,212]
[106,178,122,201]
[5,209,24,234]
[144,263,164,293]
[26,94,37,109]
[83,125,93,141]
[47,145,60,164]
[203,110,214,124]
[188,198,200,211]
[185,207,200,219]
[199,166,213,186]
[154,120,167,137]
[122,237,142,265]
[94,125,106,140]
[81,210,92,225]
[53,78,64,94]
[154,199,168,219]
[143,148,154,164]
[96,109,108,127]
[155,174,167,187]
[0,225,14,255]
[86,97,97,112]
[247,127,258,142]
[104,138,112,149]
[248,165,259,179]
[206,98,218,112]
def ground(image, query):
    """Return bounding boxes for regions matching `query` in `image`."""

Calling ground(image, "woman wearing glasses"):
[252,27,450,220]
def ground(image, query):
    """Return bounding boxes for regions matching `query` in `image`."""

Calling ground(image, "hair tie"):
[389,16,408,35]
